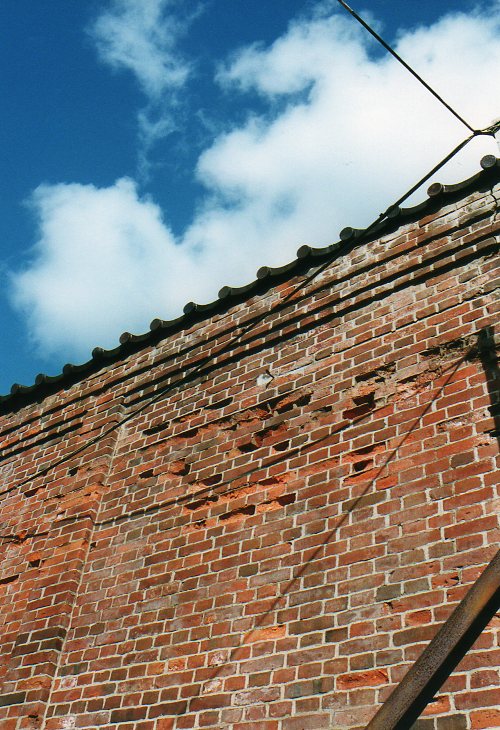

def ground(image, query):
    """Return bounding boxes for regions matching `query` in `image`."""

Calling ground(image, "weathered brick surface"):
[0,177,499,728]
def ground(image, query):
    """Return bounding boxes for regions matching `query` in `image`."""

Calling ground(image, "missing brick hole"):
[239,441,259,453]
[315,405,333,414]
[206,397,232,410]
[170,460,190,476]
[0,574,19,586]
[179,426,200,439]
[355,363,395,383]
[277,493,296,507]
[354,443,381,456]
[219,505,256,522]
[273,440,290,452]
[139,468,155,479]
[202,474,222,487]
[24,486,39,498]
[353,459,372,473]
[69,467,78,476]
[186,495,219,511]
[257,493,296,513]
[353,392,375,407]
[143,422,165,436]
[275,393,312,413]
[422,336,472,361]
[343,392,376,420]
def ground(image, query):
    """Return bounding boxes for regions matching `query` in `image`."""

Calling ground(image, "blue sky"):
[1,0,499,395]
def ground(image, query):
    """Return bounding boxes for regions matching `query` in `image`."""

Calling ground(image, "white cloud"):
[12,180,186,360]
[10,3,500,364]
[183,5,498,278]
[90,0,194,171]
[91,0,190,99]
[11,178,269,361]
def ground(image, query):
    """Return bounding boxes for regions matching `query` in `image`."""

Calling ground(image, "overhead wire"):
[5,5,500,497]
[1,11,499,726]
[6,133,496,499]
[336,1,500,140]
[335,0,476,134]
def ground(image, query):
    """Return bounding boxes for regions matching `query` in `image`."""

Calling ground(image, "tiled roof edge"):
[2,157,499,412]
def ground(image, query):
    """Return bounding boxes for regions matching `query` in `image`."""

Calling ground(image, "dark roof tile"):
[2,158,498,411]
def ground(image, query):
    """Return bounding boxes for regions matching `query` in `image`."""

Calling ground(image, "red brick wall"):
[0,174,499,730]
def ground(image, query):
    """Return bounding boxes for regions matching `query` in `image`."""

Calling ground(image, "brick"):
[435,716,468,730]
[1,179,499,729]
[110,707,149,723]
[0,692,27,707]
[410,720,435,730]
[471,708,500,729]
[337,669,389,690]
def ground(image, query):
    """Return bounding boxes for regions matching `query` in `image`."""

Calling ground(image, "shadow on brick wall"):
[478,325,500,448]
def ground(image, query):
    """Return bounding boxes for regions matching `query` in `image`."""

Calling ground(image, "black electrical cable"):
[5,131,491,499]
[337,0,500,143]
[3,1,498,501]
[335,0,476,134]
[272,133,478,311]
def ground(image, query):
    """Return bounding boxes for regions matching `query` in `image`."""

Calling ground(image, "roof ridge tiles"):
[1,157,498,411]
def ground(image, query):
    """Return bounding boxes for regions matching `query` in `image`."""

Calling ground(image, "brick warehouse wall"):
[0,165,499,730]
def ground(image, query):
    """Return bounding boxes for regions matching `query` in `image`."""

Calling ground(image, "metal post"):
[366,550,500,728]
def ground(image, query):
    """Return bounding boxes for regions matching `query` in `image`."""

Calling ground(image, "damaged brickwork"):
[0,170,499,730]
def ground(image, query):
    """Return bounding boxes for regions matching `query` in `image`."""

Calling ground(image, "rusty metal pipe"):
[366,549,500,730]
